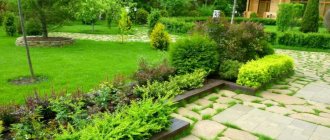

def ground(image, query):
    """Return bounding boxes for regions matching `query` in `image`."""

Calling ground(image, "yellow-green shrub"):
[150,23,171,50]
[237,55,294,88]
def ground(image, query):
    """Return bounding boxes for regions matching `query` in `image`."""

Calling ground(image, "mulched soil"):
[8,75,47,85]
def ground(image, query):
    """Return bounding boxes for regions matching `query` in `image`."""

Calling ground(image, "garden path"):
[49,32,181,42]
[175,49,330,140]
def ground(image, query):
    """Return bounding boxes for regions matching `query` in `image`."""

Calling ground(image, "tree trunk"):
[18,0,35,80]
[40,14,48,38]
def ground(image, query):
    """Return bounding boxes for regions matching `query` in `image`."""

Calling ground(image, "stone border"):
[151,118,190,140]
[16,37,74,47]
[221,80,258,94]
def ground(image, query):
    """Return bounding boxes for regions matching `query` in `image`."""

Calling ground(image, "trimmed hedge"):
[237,55,294,88]
[278,32,330,49]
[159,18,195,33]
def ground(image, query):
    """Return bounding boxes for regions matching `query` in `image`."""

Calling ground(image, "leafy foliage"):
[148,9,161,32]
[217,22,273,62]
[170,36,219,74]
[150,23,170,50]
[134,69,207,98]
[3,13,16,36]
[219,60,243,81]
[169,69,207,90]
[106,0,121,28]
[301,0,319,33]
[237,55,294,88]
[136,8,149,25]
[133,59,175,86]
[26,18,42,35]
[56,98,174,140]
[118,8,132,43]
[277,4,304,32]
[0,120,3,137]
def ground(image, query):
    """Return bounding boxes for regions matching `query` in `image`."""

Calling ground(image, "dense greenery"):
[278,32,330,49]
[301,0,319,33]
[277,4,304,32]
[237,55,294,88]
[3,13,15,36]
[56,98,174,139]
[150,23,170,50]
[159,18,195,33]
[218,60,243,81]
[148,10,161,32]
[169,36,219,74]
[136,8,149,25]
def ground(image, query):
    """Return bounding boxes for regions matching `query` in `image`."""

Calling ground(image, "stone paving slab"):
[213,104,330,140]
[295,82,330,104]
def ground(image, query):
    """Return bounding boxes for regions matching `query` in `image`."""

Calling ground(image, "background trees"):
[75,0,109,33]
[21,0,76,38]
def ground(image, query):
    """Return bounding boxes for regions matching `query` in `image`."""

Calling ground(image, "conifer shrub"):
[150,23,170,50]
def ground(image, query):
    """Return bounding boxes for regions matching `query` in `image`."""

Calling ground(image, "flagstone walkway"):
[174,49,330,140]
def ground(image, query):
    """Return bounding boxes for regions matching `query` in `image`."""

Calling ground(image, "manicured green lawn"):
[0,28,166,105]
[53,21,148,35]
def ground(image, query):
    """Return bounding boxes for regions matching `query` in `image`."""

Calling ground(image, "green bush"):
[26,19,42,35]
[278,32,330,49]
[277,4,304,32]
[169,36,219,74]
[133,58,175,86]
[150,23,171,50]
[219,60,243,81]
[265,32,277,44]
[56,98,174,140]
[325,9,330,32]
[159,18,195,33]
[136,8,149,25]
[237,55,294,88]
[233,17,276,25]
[301,0,319,33]
[169,69,207,90]
[3,13,16,36]
[217,22,272,62]
[134,69,207,98]
[148,9,161,31]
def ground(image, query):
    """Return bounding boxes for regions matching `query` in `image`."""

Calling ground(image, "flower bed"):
[237,54,294,88]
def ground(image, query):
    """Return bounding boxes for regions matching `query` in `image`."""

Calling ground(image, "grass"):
[222,122,242,130]
[254,133,275,140]
[53,21,148,35]
[0,28,166,105]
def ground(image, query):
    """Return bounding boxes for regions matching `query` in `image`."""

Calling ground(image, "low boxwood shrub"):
[169,36,219,74]
[278,32,330,49]
[219,60,243,81]
[265,32,277,44]
[237,55,294,88]
[56,98,174,140]
[150,23,171,50]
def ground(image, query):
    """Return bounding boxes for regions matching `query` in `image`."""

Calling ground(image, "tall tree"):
[300,0,319,33]
[22,0,75,38]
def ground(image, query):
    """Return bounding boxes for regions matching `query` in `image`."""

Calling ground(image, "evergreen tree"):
[300,0,319,33]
